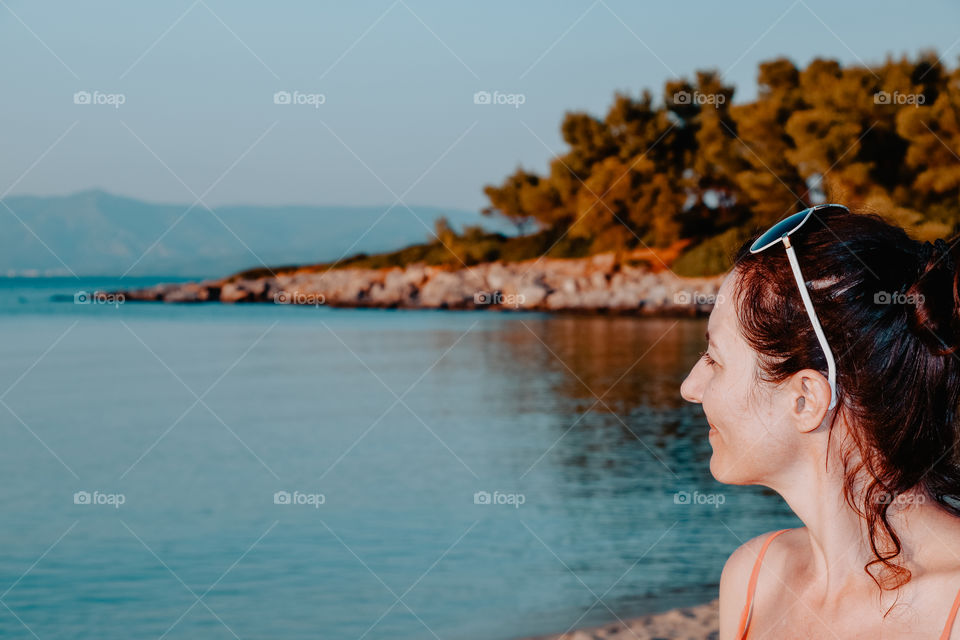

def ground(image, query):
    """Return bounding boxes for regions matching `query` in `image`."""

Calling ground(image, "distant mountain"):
[0,190,513,277]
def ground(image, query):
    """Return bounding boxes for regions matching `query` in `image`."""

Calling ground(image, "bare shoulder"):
[720,527,805,590]
[717,527,806,640]
[919,507,960,590]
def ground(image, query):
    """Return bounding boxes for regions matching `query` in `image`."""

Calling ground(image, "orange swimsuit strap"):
[735,528,791,639]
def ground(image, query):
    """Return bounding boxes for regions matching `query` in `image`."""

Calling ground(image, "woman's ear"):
[788,369,832,433]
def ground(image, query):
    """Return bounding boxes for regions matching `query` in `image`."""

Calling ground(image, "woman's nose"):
[680,366,703,404]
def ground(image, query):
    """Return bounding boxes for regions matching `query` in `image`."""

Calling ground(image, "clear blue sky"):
[1,0,958,211]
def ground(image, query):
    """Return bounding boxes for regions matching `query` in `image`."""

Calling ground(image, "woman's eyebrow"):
[705,330,721,355]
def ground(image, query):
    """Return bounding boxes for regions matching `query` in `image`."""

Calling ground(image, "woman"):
[680,204,960,639]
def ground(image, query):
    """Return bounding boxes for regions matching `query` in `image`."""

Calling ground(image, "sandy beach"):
[520,600,719,640]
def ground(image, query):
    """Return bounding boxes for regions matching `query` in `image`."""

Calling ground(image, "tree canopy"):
[482,52,960,274]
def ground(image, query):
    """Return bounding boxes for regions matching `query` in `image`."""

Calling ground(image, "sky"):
[1,0,958,212]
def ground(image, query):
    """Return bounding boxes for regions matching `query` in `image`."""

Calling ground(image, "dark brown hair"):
[732,206,960,593]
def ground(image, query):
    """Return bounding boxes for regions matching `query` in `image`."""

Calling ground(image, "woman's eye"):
[699,350,716,366]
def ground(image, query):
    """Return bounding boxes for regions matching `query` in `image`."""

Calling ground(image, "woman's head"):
[681,205,960,589]
[679,270,835,486]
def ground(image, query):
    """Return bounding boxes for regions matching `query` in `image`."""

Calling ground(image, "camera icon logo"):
[673,291,691,304]
[274,491,291,505]
[274,91,291,105]
[673,91,691,105]
[73,91,91,105]
[874,91,891,105]
[473,491,491,505]
[473,91,491,105]
[673,491,691,505]
[874,291,891,304]
[474,291,492,305]
[74,491,91,505]
[74,291,90,304]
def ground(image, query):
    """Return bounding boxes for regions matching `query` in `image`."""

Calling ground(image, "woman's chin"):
[709,447,747,485]
[708,455,727,482]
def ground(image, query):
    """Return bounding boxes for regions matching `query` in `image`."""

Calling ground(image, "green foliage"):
[671,226,753,277]
[478,52,960,274]
[234,52,960,280]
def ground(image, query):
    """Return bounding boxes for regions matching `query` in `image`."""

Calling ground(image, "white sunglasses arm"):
[783,237,838,410]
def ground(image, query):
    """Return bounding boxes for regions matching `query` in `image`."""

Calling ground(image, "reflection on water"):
[476,316,715,480]
[481,315,700,411]
[0,279,797,640]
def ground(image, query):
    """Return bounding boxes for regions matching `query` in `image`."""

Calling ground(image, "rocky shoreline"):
[520,600,719,640]
[116,253,725,315]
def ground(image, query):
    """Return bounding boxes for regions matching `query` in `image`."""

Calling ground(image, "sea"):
[0,277,797,640]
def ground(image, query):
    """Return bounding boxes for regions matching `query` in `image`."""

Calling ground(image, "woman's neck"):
[764,433,952,600]
[773,460,875,594]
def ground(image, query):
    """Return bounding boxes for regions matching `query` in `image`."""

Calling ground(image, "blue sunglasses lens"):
[750,211,810,252]
[750,204,850,253]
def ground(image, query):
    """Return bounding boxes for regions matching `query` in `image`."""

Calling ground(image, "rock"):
[646,284,669,306]
[163,282,211,303]
[515,283,549,307]
[114,255,725,316]
[418,269,485,308]
[590,252,617,273]
[220,278,270,303]
[589,271,609,290]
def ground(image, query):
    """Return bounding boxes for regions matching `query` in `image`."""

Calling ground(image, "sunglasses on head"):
[749,204,849,411]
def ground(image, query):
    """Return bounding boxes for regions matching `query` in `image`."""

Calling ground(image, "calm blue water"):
[0,278,796,640]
